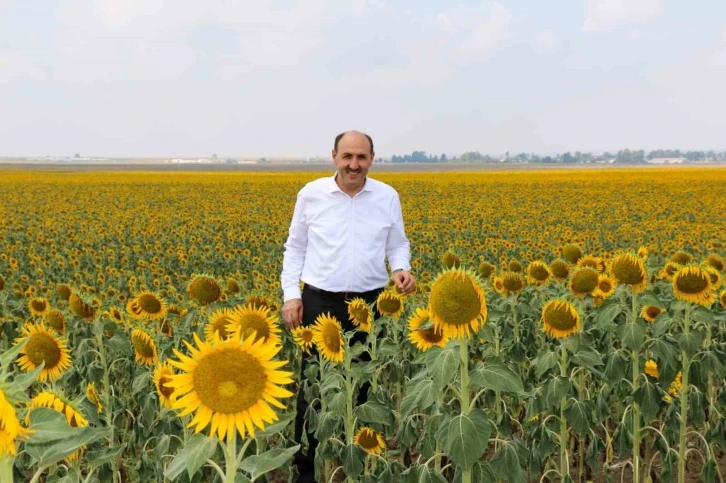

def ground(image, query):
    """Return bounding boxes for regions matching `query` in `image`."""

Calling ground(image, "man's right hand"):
[282,298,303,330]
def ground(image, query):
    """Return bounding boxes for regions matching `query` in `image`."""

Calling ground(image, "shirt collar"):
[330,172,372,193]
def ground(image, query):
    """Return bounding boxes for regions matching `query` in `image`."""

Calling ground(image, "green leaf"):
[678,332,700,358]
[534,349,559,378]
[489,440,526,483]
[585,436,604,473]
[701,351,726,378]
[401,465,448,483]
[564,400,591,437]
[329,391,347,415]
[0,338,26,368]
[132,370,151,395]
[692,306,715,325]
[184,434,218,479]
[634,381,661,423]
[604,352,627,384]
[639,291,663,308]
[469,362,524,394]
[571,348,603,370]
[436,408,491,470]
[239,445,300,481]
[425,345,460,391]
[401,377,436,417]
[650,338,679,370]
[25,408,105,467]
[620,322,646,351]
[85,444,126,472]
[341,443,365,478]
[356,400,394,426]
[542,377,571,408]
[651,315,674,338]
[595,300,623,329]
[255,412,296,439]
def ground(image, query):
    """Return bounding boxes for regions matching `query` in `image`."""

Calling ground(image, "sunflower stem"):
[94,324,118,483]
[632,292,641,483]
[435,392,443,474]
[578,370,585,483]
[368,328,378,393]
[560,342,569,479]
[344,350,355,446]
[493,323,501,423]
[0,456,14,483]
[678,304,691,483]
[225,430,238,482]
[459,339,472,483]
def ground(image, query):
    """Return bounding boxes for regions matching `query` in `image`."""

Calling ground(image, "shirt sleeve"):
[281,189,308,302]
[386,191,411,272]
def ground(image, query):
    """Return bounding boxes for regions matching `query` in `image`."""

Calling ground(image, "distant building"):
[646,158,685,164]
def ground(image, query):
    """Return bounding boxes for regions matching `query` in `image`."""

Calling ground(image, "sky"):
[1,0,725,158]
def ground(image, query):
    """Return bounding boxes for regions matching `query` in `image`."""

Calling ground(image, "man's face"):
[332,133,374,192]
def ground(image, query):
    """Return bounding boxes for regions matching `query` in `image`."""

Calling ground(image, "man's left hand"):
[391,270,416,295]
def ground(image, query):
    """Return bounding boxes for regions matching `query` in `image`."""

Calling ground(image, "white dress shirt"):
[281,173,411,302]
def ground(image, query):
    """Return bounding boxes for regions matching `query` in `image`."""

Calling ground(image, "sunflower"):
[667,372,683,399]
[705,254,724,272]
[228,304,281,345]
[498,272,526,296]
[609,253,648,293]
[492,276,504,293]
[0,275,4,292]
[226,278,241,293]
[0,388,29,457]
[562,244,583,264]
[508,259,523,273]
[28,297,49,317]
[204,308,237,341]
[311,313,345,363]
[105,307,124,325]
[569,268,599,298]
[593,294,605,307]
[407,307,449,351]
[641,305,664,323]
[477,261,495,279]
[644,360,658,378]
[595,275,616,298]
[246,295,270,310]
[346,298,373,332]
[15,323,72,382]
[549,259,570,281]
[637,246,649,259]
[441,251,461,269]
[660,261,681,280]
[187,275,221,305]
[27,392,88,460]
[428,267,488,339]
[134,291,167,321]
[354,426,386,454]
[86,383,102,413]
[167,332,294,440]
[376,291,404,319]
[68,292,95,320]
[541,299,581,339]
[526,261,552,286]
[130,328,159,365]
[703,266,722,290]
[43,309,66,334]
[672,265,715,306]
[720,290,726,309]
[291,326,315,354]
[55,284,71,301]
[670,251,692,265]
[126,299,144,320]
[577,255,606,273]
[153,362,176,408]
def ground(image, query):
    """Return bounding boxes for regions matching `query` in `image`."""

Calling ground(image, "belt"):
[304,283,383,300]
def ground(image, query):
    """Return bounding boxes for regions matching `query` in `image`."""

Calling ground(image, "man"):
[281,130,415,482]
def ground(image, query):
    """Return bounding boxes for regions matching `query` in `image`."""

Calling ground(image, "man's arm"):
[386,192,411,273]
[281,190,308,302]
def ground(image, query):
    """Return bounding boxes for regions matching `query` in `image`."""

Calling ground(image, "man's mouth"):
[347,169,361,175]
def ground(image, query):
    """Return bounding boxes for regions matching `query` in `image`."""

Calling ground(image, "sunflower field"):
[1,167,726,483]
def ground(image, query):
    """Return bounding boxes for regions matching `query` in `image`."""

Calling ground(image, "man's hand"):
[282,298,303,330]
[391,270,416,295]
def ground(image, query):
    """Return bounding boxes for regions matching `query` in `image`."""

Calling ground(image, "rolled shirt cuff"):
[283,286,302,302]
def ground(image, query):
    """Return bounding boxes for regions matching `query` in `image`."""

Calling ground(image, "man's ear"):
[331,149,337,161]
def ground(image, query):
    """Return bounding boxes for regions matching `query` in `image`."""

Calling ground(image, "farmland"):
[1,167,726,482]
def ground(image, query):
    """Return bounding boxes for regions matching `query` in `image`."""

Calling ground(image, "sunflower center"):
[31,300,47,312]
[350,305,370,325]
[503,275,524,291]
[612,257,645,285]
[159,375,175,398]
[193,349,267,414]
[212,316,233,339]
[26,333,62,368]
[430,272,482,327]
[357,429,379,449]
[646,306,662,319]
[379,297,402,314]
[189,277,221,304]
[543,303,578,331]
[551,262,569,279]
[131,334,155,357]
[321,323,341,353]
[418,327,445,344]
[238,314,270,342]
[529,265,550,281]
[675,272,709,294]
[138,294,162,314]
[300,329,314,343]
[571,270,598,293]
[599,280,612,292]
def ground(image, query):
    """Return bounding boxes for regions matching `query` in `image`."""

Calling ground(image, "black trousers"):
[293,285,384,483]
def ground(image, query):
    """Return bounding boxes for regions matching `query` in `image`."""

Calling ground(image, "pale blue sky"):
[1,0,725,158]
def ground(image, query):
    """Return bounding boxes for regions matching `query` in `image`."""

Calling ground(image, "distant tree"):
[561,152,575,163]
[440,153,447,162]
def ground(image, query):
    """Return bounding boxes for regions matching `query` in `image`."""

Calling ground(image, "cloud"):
[534,29,555,53]
[460,2,512,57]
[583,0,662,32]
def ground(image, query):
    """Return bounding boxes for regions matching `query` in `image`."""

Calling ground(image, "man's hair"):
[334,131,374,154]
